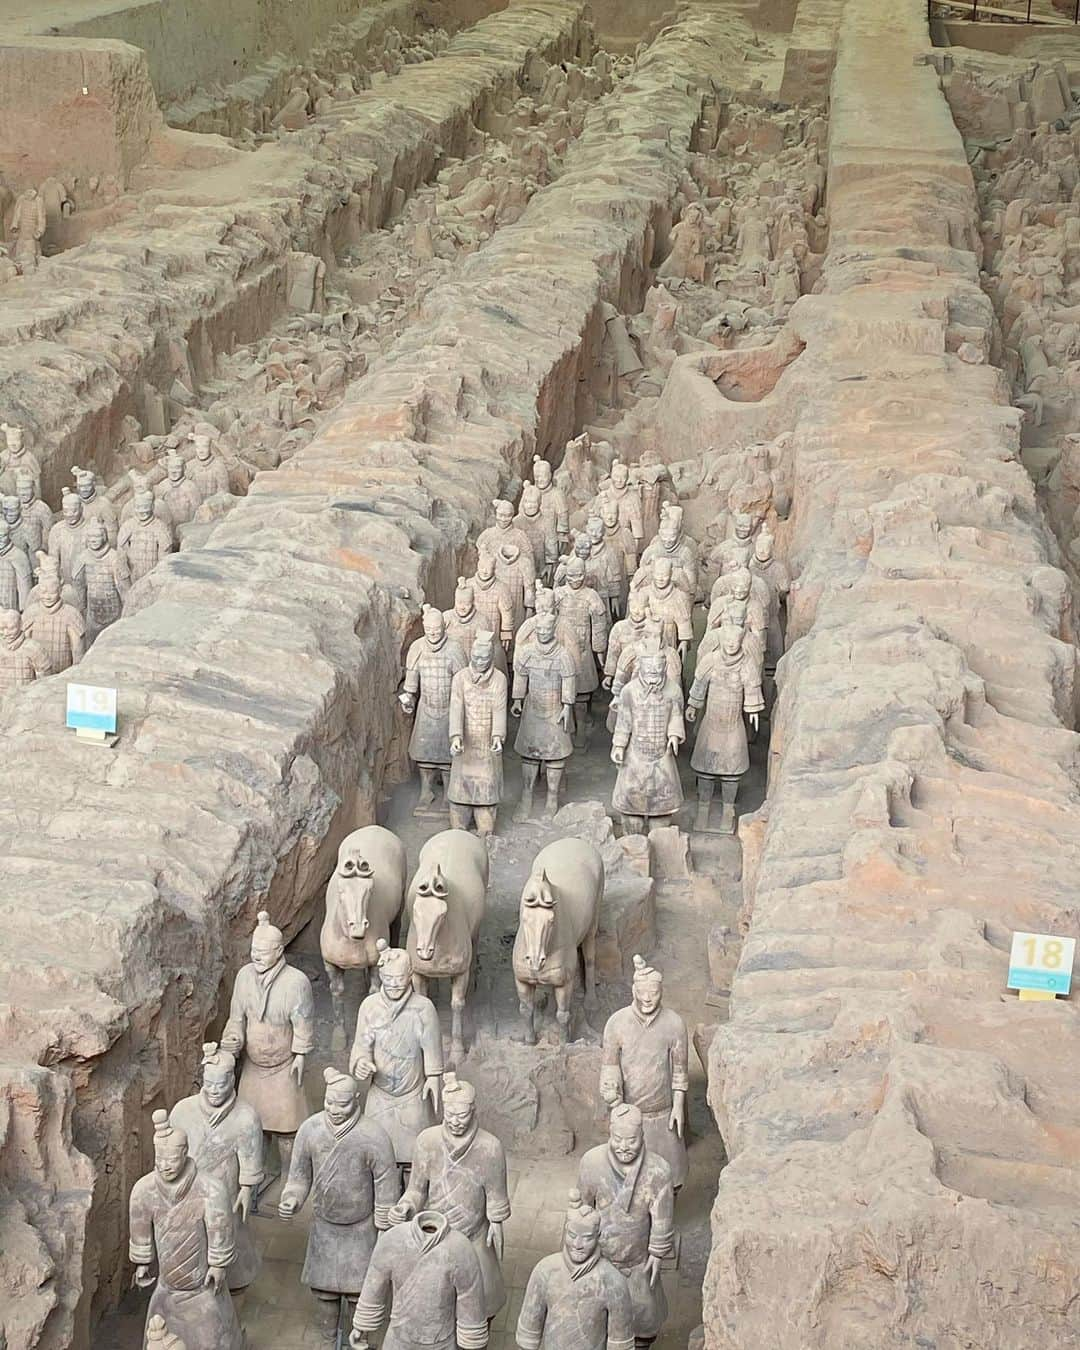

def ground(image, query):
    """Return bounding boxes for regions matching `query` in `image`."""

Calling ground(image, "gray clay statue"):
[221,910,315,1190]
[447,630,507,838]
[279,1067,400,1346]
[400,605,468,816]
[510,610,577,821]
[600,957,689,1190]
[611,645,684,835]
[128,1110,243,1350]
[686,624,764,833]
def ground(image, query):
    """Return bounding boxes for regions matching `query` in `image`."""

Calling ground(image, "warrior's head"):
[250,910,284,975]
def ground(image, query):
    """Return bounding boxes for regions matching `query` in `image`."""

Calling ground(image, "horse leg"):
[582,925,599,1013]
[554,979,574,1043]
[325,960,348,1051]
[514,975,537,1045]
[412,972,429,1000]
[389,910,403,950]
[449,969,469,1063]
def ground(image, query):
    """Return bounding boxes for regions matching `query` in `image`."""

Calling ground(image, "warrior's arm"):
[353,1243,392,1333]
[599,1018,624,1103]
[486,1141,512,1223]
[454,1248,489,1350]
[370,1125,403,1226]
[205,1178,237,1272]
[128,1187,155,1268]
[278,1124,314,1213]
[397,1136,430,1215]
[743,665,765,715]
[449,672,466,742]
[220,974,247,1051]
[290,974,316,1055]
[237,1109,265,1190]
[606,1275,636,1350]
[647,1176,676,1260]
[515,1267,548,1350]
[492,673,508,742]
[420,999,445,1078]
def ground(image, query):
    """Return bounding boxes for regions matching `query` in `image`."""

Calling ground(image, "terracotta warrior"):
[686,624,763,833]
[636,558,693,660]
[577,1103,676,1350]
[15,469,54,558]
[221,910,315,1189]
[73,516,130,643]
[189,431,230,500]
[444,577,507,672]
[530,455,569,554]
[658,202,708,283]
[390,1073,511,1324]
[701,567,767,670]
[467,556,515,654]
[600,500,634,612]
[23,564,85,673]
[584,514,627,619]
[554,556,609,748]
[516,1189,634,1350]
[156,450,204,530]
[515,482,558,583]
[750,527,790,683]
[118,487,175,582]
[599,459,644,574]
[604,595,670,691]
[400,605,468,815]
[72,465,119,546]
[0,609,50,691]
[600,957,689,1190]
[47,490,90,586]
[0,426,43,500]
[709,510,755,578]
[611,645,684,835]
[477,500,534,579]
[350,940,444,1171]
[0,522,31,612]
[632,455,676,546]
[636,505,698,600]
[350,1209,488,1350]
[511,610,576,821]
[514,582,580,669]
[280,1068,400,1346]
[128,1110,243,1350]
[1,497,32,572]
[448,630,507,837]
[169,1042,264,1291]
[10,189,46,273]
[492,539,536,635]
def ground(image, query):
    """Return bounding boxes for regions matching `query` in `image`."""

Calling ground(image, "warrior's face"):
[611,461,629,490]
[609,1115,644,1166]
[732,570,751,602]
[194,435,212,462]
[566,560,585,592]
[201,1064,234,1109]
[381,969,410,1001]
[17,482,33,507]
[601,502,618,531]
[155,1137,188,1184]
[1,501,16,526]
[423,610,446,645]
[564,1223,599,1266]
[86,519,107,552]
[325,1082,358,1125]
[250,935,283,975]
[135,492,155,523]
[533,460,552,490]
[443,1096,474,1138]
[0,612,19,646]
[63,497,81,526]
[167,458,184,484]
[494,502,514,530]
[520,486,540,518]
[733,513,753,541]
[536,612,557,646]
[653,559,673,591]
[638,656,665,691]
[633,979,663,1017]
[477,555,495,584]
[472,637,494,674]
[586,517,604,547]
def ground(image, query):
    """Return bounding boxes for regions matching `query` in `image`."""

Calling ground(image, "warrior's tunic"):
[222,959,315,1133]
[351,987,444,1165]
[600,1006,689,1188]
[517,1250,635,1350]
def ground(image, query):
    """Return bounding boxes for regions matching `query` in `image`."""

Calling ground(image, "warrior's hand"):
[278,1193,300,1219]
[611,745,625,765]
[491,736,504,754]
[668,737,682,756]
[350,1057,376,1083]
[678,641,691,659]
[510,700,523,718]
[398,693,415,715]
[235,1184,254,1222]
[450,735,464,756]
[487,1220,504,1261]
[559,704,574,732]
[349,1333,371,1349]
[645,1255,663,1287]
[749,712,759,732]
[685,705,697,723]
[133,1265,155,1290]
[669,1101,685,1138]
[204,1265,228,1294]
[290,1053,306,1085]
[422,1074,442,1115]
[602,676,613,691]
[388,1198,414,1225]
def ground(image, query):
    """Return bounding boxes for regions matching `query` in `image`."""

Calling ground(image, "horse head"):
[335,850,376,941]
[519,868,556,972]
[412,863,449,962]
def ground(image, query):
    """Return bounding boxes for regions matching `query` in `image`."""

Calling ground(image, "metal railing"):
[931,0,1080,22]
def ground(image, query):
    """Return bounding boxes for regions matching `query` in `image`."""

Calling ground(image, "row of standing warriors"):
[131,866,689,1349]
[401,455,788,835]
[0,423,229,689]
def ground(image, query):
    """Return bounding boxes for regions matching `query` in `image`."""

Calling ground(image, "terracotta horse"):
[512,837,603,1044]
[320,825,406,1041]
[406,829,489,1062]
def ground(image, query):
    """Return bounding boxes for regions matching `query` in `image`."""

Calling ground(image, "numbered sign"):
[66,683,117,737]
[1007,931,1076,997]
